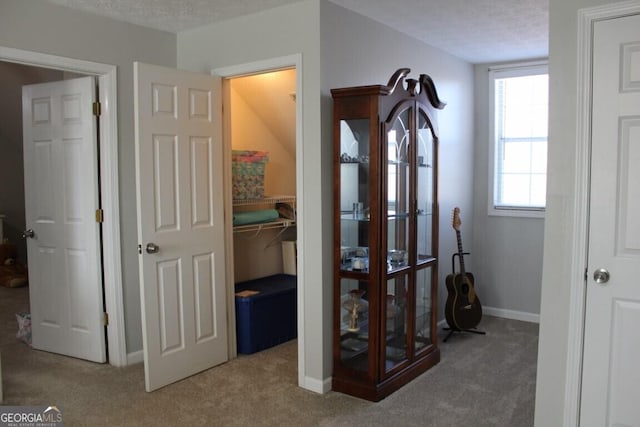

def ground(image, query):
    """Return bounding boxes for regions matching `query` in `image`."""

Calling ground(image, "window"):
[489,63,548,217]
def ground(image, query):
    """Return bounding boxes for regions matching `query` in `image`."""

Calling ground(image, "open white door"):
[134,62,228,392]
[22,76,106,363]
[580,13,640,426]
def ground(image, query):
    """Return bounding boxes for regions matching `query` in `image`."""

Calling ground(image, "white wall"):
[534,0,630,425]
[0,0,177,354]
[471,62,545,321]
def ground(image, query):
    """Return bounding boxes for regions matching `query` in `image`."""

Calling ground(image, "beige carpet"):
[0,285,537,426]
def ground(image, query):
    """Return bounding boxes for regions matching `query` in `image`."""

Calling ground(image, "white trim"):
[0,46,126,367]
[482,306,540,324]
[127,350,144,365]
[567,3,640,426]
[302,376,332,394]
[212,54,308,390]
[487,59,550,73]
[438,307,539,329]
[488,207,546,219]
[218,76,238,361]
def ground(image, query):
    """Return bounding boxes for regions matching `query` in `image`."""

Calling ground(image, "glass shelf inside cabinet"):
[387,211,409,220]
[341,246,369,272]
[387,248,409,273]
[340,212,370,222]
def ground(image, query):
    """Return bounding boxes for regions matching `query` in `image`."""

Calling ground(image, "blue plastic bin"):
[235,274,297,354]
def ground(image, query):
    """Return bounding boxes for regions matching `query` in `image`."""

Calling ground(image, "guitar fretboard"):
[455,229,466,275]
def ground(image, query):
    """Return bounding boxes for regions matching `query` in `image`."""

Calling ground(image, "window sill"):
[488,207,545,219]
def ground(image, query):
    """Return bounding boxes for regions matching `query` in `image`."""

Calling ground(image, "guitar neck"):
[455,229,466,275]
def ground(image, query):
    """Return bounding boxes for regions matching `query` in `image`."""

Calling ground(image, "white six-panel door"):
[134,62,227,392]
[22,77,106,363]
[581,13,640,426]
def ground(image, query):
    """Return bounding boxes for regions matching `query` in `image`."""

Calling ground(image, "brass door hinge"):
[102,312,109,326]
[95,209,104,223]
[93,101,101,116]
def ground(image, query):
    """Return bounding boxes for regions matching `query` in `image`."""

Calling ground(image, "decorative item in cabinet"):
[332,68,445,401]
[232,195,296,234]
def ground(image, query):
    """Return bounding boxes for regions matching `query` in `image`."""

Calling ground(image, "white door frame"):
[566,2,640,425]
[0,46,127,367]
[213,54,306,386]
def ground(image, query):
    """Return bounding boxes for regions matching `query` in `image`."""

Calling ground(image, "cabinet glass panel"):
[416,110,435,264]
[339,119,370,272]
[385,274,408,372]
[414,267,433,352]
[387,109,410,272]
[339,278,370,371]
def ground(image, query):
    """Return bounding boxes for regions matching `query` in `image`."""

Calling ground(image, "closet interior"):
[229,69,298,355]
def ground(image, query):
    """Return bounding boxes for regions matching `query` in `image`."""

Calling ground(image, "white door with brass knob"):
[580,13,640,426]
[134,62,227,392]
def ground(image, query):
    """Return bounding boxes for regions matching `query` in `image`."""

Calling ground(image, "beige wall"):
[0,0,177,354]
[230,74,296,197]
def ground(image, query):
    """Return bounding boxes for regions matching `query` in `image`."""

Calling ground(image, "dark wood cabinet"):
[331,69,445,401]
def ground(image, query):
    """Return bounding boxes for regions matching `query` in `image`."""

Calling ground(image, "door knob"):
[22,229,35,239]
[593,268,610,284]
[145,243,160,254]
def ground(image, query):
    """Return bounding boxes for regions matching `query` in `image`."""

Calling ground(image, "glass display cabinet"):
[331,68,445,401]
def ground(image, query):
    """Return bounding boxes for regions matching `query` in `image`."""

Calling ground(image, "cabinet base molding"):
[332,348,440,402]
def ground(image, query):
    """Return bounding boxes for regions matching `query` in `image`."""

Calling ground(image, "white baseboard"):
[126,350,144,365]
[482,306,540,323]
[437,307,539,326]
[301,375,332,394]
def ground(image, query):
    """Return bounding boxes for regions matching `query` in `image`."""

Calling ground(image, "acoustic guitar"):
[445,207,482,331]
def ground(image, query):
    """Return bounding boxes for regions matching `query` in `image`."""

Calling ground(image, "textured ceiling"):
[43,0,548,64]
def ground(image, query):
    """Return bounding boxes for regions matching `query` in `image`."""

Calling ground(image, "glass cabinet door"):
[384,108,412,373]
[338,119,371,373]
[416,110,435,264]
[386,108,410,273]
[414,267,433,353]
[339,119,370,273]
[384,274,408,372]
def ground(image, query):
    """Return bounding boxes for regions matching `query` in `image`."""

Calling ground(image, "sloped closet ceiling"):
[231,69,297,159]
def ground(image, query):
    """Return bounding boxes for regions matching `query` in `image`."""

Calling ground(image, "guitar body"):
[445,272,482,331]
[444,207,483,332]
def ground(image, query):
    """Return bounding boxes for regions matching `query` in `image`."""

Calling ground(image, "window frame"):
[488,61,549,218]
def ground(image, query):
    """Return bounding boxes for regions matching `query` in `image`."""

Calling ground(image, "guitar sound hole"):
[461,283,469,294]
